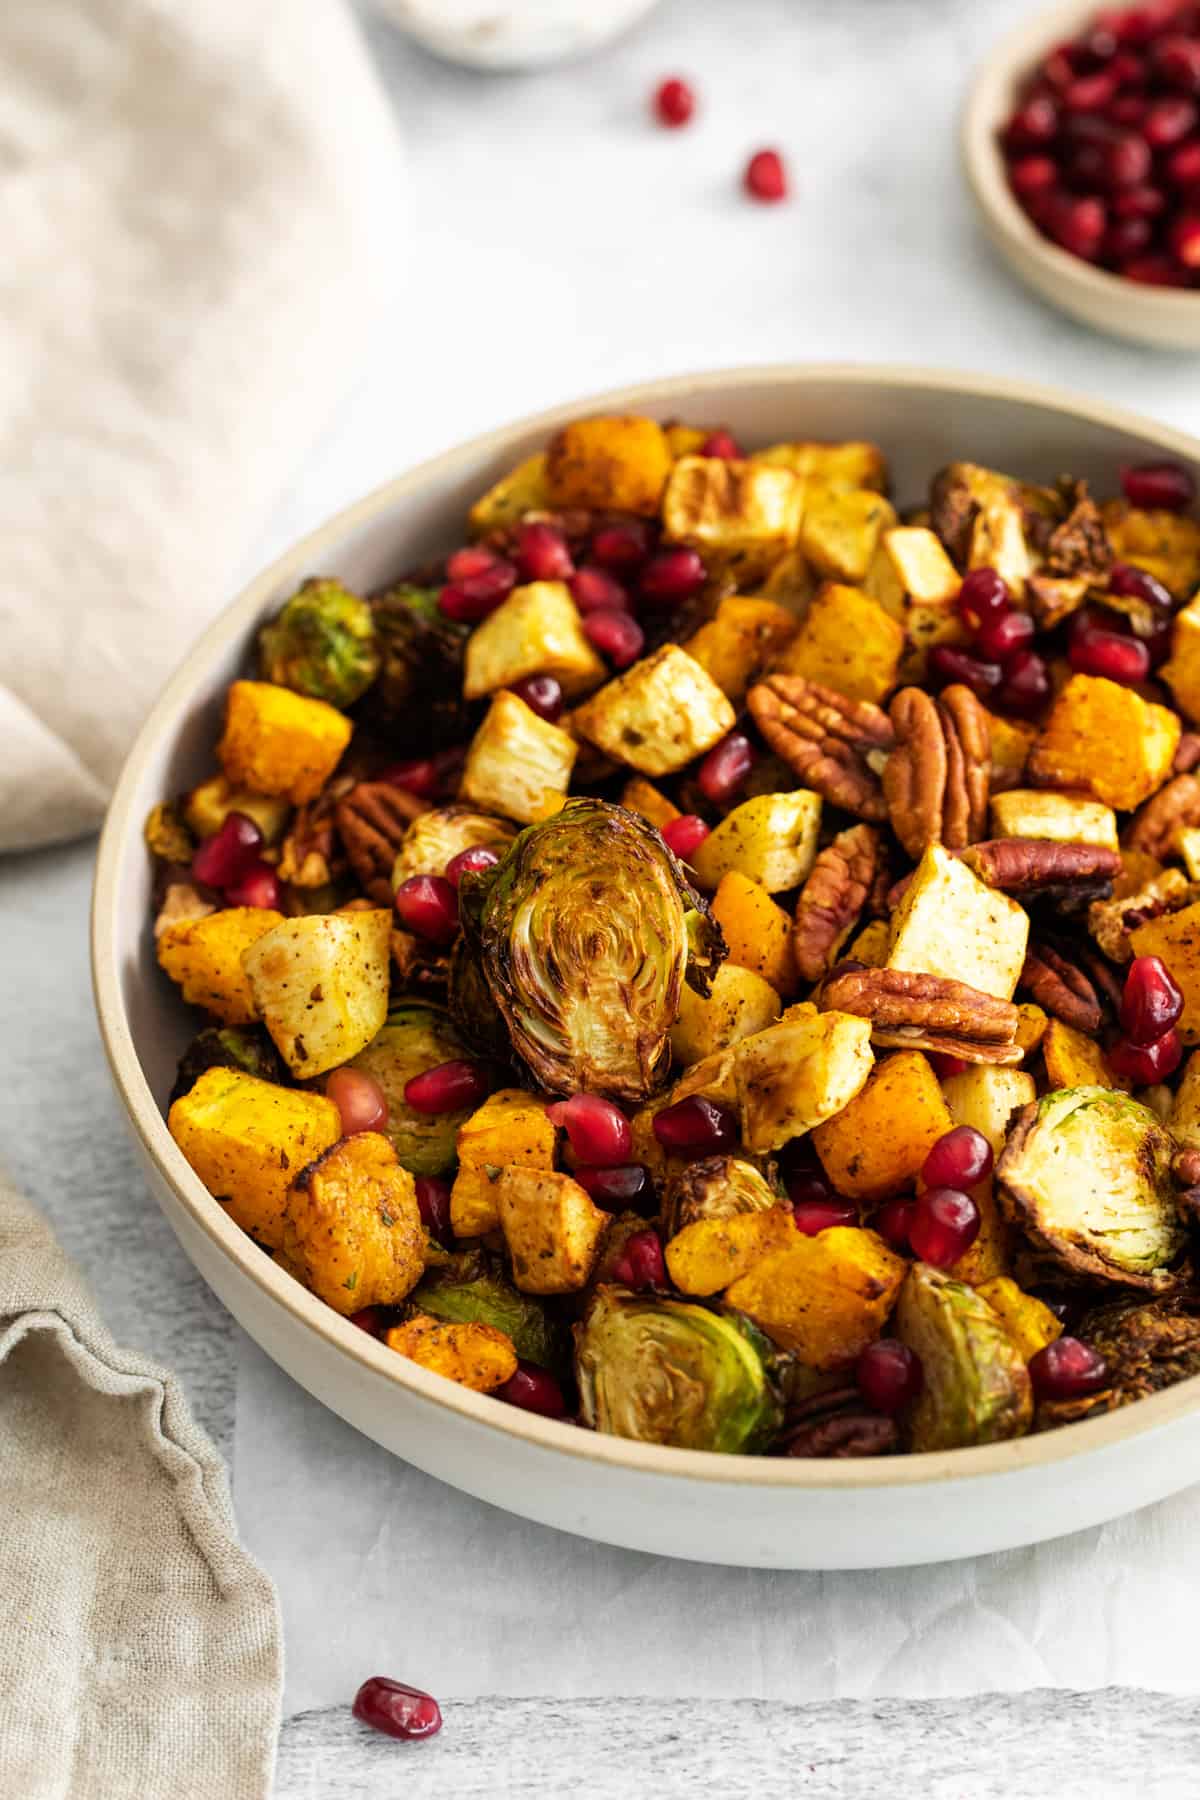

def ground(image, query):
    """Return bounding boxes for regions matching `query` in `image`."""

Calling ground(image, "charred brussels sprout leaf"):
[169,1026,287,1106]
[347,1004,471,1175]
[575,1287,782,1453]
[1036,1292,1200,1428]
[467,799,726,1103]
[391,806,517,891]
[412,1252,568,1373]
[447,935,513,1064]
[359,584,467,748]
[896,1263,1032,1451]
[997,1086,1185,1291]
[258,578,380,709]
[661,1155,779,1239]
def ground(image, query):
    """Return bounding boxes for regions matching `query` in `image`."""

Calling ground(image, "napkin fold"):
[0,1173,281,1800]
[0,0,403,851]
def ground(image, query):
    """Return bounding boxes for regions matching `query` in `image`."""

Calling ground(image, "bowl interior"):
[97,365,1200,1499]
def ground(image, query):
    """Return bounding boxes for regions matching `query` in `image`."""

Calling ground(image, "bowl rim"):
[962,0,1200,318]
[92,359,1200,1493]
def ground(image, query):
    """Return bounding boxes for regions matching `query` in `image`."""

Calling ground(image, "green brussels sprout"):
[997,1086,1185,1292]
[412,1252,568,1372]
[391,806,517,893]
[895,1263,1033,1452]
[575,1287,783,1453]
[169,1026,287,1107]
[447,935,512,1063]
[462,799,726,1104]
[661,1155,779,1240]
[347,1004,471,1175]
[258,578,380,709]
[360,584,468,749]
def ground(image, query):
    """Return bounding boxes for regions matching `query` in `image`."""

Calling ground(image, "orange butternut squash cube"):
[217,680,353,804]
[812,1050,952,1203]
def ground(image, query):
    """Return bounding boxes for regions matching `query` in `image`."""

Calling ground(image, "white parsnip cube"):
[751,440,888,494]
[459,691,577,823]
[734,1010,875,1153]
[463,581,606,702]
[498,1168,609,1294]
[570,645,735,776]
[669,963,781,1067]
[241,910,392,1079]
[887,844,1029,1002]
[800,489,898,586]
[989,788,1119,851]
[662,456,804,583]
[690,790,822,893]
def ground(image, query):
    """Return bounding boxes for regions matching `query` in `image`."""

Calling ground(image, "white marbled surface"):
[9,0,1200,1791]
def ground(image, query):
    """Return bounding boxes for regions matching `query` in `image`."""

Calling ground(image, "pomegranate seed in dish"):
[909,1188,981,1269]
[957,567,1011,631]
[660,814,712,861]
[1108,1026,1183,1082]
[496,1361,569,1417]
[394,874,459,944]
[444,844,502,887]
[413,1175,453,1245]
[575,1164,655,1210]
[927,646,1003,698]
[699,429,744,459]
[515,520,573,582]
[1068,626,1151,683]
[438,581,503,623]
[570,566,631,615]
[872,1197,916,1253]
[1143,94,1199,144]
[584,608,644,667]
[1121,954,1185,1044]
[993,648,1051,717]
[224,861,281,910]
[653,76,695,128]
[697,732,755,805]
[507,674,564,722]
[447,544,503,584]
[921,1126,994,1191]
[353,1677,442,1742]
[1108,561,1174,609]
[404,1060,493,1115]
[792,1198,858,1235]
[590,520,653,571]
[975,608,1036,663]
[547,1093,632,1165]
[857,1340,923,1414]
[611,1228,667,1290]
[326,1067,388,1135]
[380,757,441,798]
[743,147,788,202]
[1029,1337,1110,1402]
[349,1306,383,1336]
[652,1096,738,1155]
[191,811,263,891]
[639,547,706,604]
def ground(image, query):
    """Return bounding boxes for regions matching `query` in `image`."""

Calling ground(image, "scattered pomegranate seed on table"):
[743,147,788,203]
[414,1173,453,1244]
[653,76,695,129]
[584,608,644,668]
[908,1187,982,1269]
[394,874,459,945]
[857,1340,924,1414]
[1028,1337,1110,1403]
[506,674,564,723]
[496,1361,569,1417]
[546,1093,632,1165]
[326,1067,389,1136]
[404,1060,493,1115]
[697,732,756,805]
[660,814,712,862]
[353,1676,442,1742]
[652,1095,738,1155]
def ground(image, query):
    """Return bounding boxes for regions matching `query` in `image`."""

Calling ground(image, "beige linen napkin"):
[0,1173,281,1800]
[0,0,403,850]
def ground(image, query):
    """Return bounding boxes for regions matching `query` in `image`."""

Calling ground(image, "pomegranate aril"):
[957,566,1011,630]
[590,520,653,571]
[640,547,706,604]
[413,1174,452,1245]
[1123,252,1191,282]
[652,1095,738,1155]
[1166,136,1200,184]
[909,1187,981,1269]
[570,566,631,615]
[1152,33,1200,92]
[744,147,788,202]
[1004,94,1060,150]
[515,520,573,582]
[455,558,517,605]
[575,1163,654,1210]
[653,76,695,129]
[404,1059,493,1115]
[921,1125,994,1191]
[546,1093,632,1165]
[872,1197,916,1252]
[856,1339,924,1414]
[612,1228,666,1291]
[1043,46,1081,90]
[927,645,1003,698]
[444,844,502,887]
[191,810,263,890]
[438,581,504,624]
[930,1053,971,1080]
[661,814,712,862]
[1010,155,1059,199]
[1105,130,1153,185]
[496,1360,569,1417]
[224,859,282,911]
[508,673,564,722]
[394,874,459,945]
[1108,93,1149,127]
[1144,94,1198,146]
[326,1067,389,1136]
[1121,954,1184,1043]
[792,1198,858,1235]
[1068,626,1150,683]
[584,609,644,668]
[975,607,1036,662]
[700,429,744,460]
[1170,210,1200,265]
[1103,214,1152,259]
[1112,182,1166,217]
[1064,71,1119,112]
[1110,1025,1184,1083]
[994,648,1051,718]
[1109,561,1174,609]
[349,1306,383,1336]
[1028,1336,1110,1402]
[381,757,442,798]
[697,732,755,805]
[353,1676,442,1742]
[446,544,501,584]
[1046,193,1107,259]
[787,1170,837,1208]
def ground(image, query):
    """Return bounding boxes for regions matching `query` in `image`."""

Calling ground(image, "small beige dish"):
[93,365,1200,1569]
[963,0,1200,350]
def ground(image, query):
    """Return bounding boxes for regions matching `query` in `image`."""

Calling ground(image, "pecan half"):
[1127,774,1200,861]
[278,775,355,890]
[792,825,881,985]
[961,838,1120,908]
[336,781,428,904]
[883,685,989,859]
[821,966,1022,1063]
[746,676,893,821]
[776,1386,898,1459]
[1175,733,1200,776]
[1088,868,1199,963]
[390,927,450,996]
[1019,941,1102,1033]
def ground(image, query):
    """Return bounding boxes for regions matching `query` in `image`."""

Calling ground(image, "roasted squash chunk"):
[1161,592,1200,725]
[385,1313,518,1393]
[459,689,577,823]
[800,489,898,586]
[752,439,888,493]
[724,1227,905,1367]
[682,596,798,704]
[217,680,352,804]
[467,452,549,536]
[571,645,735,777]
[1043,1017,1124,1091]
[1130,900,1200,1042]
[158,906,286,1026]
[1028,674,1180,812]
[183,775,291,845]
[709,871,797,997]
[241,910,392,1078]
[498,1167,609,1294]
[282,1131,425,1315]
[771,581,905,704]
[168,1067,341,1248]
[544,415,672,515]
[450,1089,557,1239]
[690,789,822,893]
[665,1207,796,1297]
[662,455,804,584]
[462,581,605,702]
[618,777,680,832]
[975,1276,1063,1361]
[812,1051,952,1202]
[1103,499,1200,600]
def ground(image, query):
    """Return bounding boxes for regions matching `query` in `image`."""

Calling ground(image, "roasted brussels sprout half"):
[1036,1293,1200,1429]
[661,1155,778,1239]
[257,578,380,709]
[359,583,467,747]
[347,1004,471,1175]
[447,935,513,1064]
[462,799,726,1103]
[575,1287,783,1453]
[412,1252,569,1373]
[391,806,517,892]
[168,1026,287,1107]
[895,1263,1033,1452]
[997,1087,1186,1292]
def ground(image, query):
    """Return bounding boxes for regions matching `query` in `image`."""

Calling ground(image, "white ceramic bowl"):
[963,0,1200,350]
[93,365,1200,1569]
[369,0,661,70]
